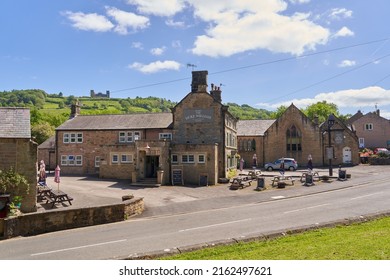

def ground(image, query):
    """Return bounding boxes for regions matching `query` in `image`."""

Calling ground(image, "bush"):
[0,167,29,196]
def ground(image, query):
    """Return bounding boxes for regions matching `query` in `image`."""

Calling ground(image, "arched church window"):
[286,125,302,151]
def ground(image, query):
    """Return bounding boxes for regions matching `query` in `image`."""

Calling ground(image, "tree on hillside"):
[270,105,288,119]
[31,122,55,145]
[303,101,339,124]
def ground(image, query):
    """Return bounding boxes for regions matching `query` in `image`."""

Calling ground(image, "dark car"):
[264,158,298,171]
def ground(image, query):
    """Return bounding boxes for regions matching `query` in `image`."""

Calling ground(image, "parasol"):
[54,165,61,191]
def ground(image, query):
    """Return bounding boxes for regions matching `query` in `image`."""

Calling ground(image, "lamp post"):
[327,114,335,176]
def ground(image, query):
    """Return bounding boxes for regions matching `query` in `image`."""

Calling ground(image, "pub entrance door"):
[145,156,159,178]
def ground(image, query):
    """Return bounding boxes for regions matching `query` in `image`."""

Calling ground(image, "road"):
[1,170,389,260]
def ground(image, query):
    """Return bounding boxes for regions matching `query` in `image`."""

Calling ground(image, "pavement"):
[37,164,386,217]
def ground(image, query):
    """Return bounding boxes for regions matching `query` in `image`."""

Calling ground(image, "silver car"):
[264,158,298,171]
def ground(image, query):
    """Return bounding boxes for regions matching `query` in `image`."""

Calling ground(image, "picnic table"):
[300,170,320,183]
[230,176,253,190]
[37,183,52,201]
[247,170,262,179]
[45,190,73,208]
[272,175,295,187]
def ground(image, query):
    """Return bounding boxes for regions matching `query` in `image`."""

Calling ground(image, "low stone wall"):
[368,158,390,165]
[1,197,144,239]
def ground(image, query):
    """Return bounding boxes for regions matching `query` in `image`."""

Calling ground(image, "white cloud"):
[129,60,181,73]
[172,40,182,48]
[150,47,166,56]
[256,87,390,113]
[338,60,356,67]
[329,8,353,20]
[131,42,144,49]
[289,0,311,4]
[334,26,354,38]
[187,1,330,57]
[165,19,186,28]
[106,7,149,34]
[62,11,114,32]
[127,0,186,16]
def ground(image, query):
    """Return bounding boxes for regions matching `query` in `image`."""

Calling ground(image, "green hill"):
[1,89,272,144]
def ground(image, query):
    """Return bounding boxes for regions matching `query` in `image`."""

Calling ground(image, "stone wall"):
[264,106,323,167]
[368,157,390,165]
[171,143,218,185]
[171,89,236,179]
[1,197,144,239]
[0,138,37,213]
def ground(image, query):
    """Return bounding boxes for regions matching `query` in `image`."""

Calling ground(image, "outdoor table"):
[37,184,52,201]
[230,176,253,190]
[272,175,295,187]
[45,190,73,208]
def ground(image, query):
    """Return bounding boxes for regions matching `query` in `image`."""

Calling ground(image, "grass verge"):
[162,217,390,260]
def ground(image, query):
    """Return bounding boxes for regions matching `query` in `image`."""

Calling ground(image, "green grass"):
[162,217,390,260]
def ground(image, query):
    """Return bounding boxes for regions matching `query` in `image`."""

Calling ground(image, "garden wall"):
[368,158,390,165]
[1,197,144,239]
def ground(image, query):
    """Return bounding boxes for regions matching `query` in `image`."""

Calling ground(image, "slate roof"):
[38,135,55,149]
[56,112,173,131]
[237,119,275,136]
[0,107,31,138]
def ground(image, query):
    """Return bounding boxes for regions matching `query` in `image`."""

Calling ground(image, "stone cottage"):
[0,107,37,213]
[53,71,238,186]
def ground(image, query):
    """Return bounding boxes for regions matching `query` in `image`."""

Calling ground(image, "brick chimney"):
[210,83,222,103]
[191,70,208,93]
[70,100,81,119]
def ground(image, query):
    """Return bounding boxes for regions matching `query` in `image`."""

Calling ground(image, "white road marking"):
[283,203,330,214]
[30,239,127,256]
[271,196,285,199]
[350,192,383,200]
[179,218,252,232]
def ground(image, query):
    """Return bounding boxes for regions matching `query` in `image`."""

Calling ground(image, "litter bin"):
[338,169,347,180]
[257,177,265,190]
[0,194,10,218]
[305,174,313,186]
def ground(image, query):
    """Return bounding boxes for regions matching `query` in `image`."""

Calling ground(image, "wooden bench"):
[272,175,295,187]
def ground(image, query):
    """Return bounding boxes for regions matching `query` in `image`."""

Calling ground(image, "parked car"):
[264,158,298,171]
[374,148,390,155]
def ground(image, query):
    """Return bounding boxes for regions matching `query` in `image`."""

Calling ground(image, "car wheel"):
[267,166,273,171]
[289,166,295,171]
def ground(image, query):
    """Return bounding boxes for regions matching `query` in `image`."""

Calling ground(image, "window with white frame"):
[159,133,172,140]
[182,154,195,163]
[172,154,178,163]
[63,132,83,143]
[198,154,205,163]
[359,138,365,148]
[121,154,133,163]
[119,131,141,143]
[61,155,83,166]
[365,123,373,130]
[112,154,119,163]
[95,156,101,167]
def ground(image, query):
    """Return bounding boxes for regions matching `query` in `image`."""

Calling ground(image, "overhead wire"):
[111,37,390,94]
[265,52,390,103]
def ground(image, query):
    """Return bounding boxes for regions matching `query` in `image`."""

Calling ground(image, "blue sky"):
[1,0,390,118]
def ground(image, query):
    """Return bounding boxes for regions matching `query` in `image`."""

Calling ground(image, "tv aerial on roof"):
[186,63,197,70]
